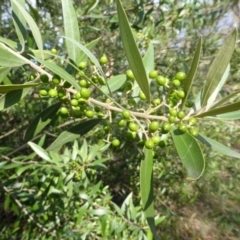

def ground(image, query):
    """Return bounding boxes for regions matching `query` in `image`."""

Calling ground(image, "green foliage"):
[0,0,240,239]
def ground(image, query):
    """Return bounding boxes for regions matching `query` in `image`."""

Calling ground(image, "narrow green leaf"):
[28,142,51,161]
[214,110,240,120]
[140,148,158,239]
[24,102,61,142]
[205,64,230,110]
[171,129,205,180]
[0,46,25,67]
[0,68,11,84]
[11,0,27,50]
[12,0,44,59]
[0,88,31,111]
[47,119,102,151]
[61,0,81,64]
[198,134,240,159]
[201,29,237,107]
[196,100,240,118]
[79,38,100,63]
[101,74,126,94]
[0,83,39,93]
[116,0,150,102]
[208,87,240,110]
[34,58,80,90]
[181,37,202,109]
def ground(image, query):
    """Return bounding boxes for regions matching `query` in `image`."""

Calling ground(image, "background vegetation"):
[0,0,240,239]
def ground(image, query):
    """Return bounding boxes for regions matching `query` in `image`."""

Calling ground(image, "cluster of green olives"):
[38,54,109,119]
[111,70,199,149]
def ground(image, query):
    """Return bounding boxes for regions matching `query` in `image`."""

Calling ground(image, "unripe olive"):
[159,140,168,148]
[149,70,158,79]
[48,89,58,98]
[59,107,69,117]
[78,98,87,105]
[185,100,194,108]
[51,48,58,54]
[176,90,185,99]
[70,99,79,107]
[126,69,134,80]
[118,119,126,127]
[58,88,66,99]
[78,61,87,70]
[145,139,154,149]
[156,76,166,86]
[169,108,177,117]
[139,91,146,100]
[79,79,89,88]
[74,91,81,99]
[177,111,186,120]
[80,88,91,99]
[127,131,137,140]
[122,110,131,119]
[188,117,197,126]
[39,89,48,97]
[40,74,49,84]
[99,55,108,65]
[111,139,120,147]
[52,74,61,85]
[85,110,95,118]
[162,122,171,133]
[124,81,133,91]
[178,123,188,133]
[128,99,136,106]
[72,109,83,118]
[98,76,106,85]
[149,121,159,133]
[63,81,72,88]
[128,122,139,132]
[189,127,199,137]
[151,135,161,144]
[152,98,161,106]
[172,79,181,87]
[175,72,186,81]
[168,115,176,123]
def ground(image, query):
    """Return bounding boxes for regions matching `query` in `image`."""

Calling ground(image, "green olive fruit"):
[40,74,49,83]
[78,61,87,70]
[139,91,146,100]
[149,121,159,133]
[85,110,95,118]
[178,123,188,133]
[111,139,120,147]
[127,131,137,140]
[176,90,185,99]
[149,70,158,79]
[94,106,102,112]
[98,112,104,118]
[91,75,99,83]
[48,89,58,98]
[177,111,186,120]
[172,79,181,87]
[185,100,194,108]
[51,48,57,54]
[122,110,131,119]
[74,91,81,100]
[124,81,133,91]
[80,88,91,99]
[128,99,136,106]
[189,127,199,137]
[63,81,72,88]
[99,55,108,65]
[145,139,154,149]
[188,117,197,126]
[168,115,176,123]
[72,109,83,118]
[118,119,126,127]
[137,140,145,147]
[39,89,48,97]
[59,107,69,117]
[128,122,139,132]
[52,74,61,85]
[169,108,177,116]
[79,79,89,88]
[98,76,106,85]
[78,98,87,105]
[70,99,79,107]
[162,122,171,133]
[156,75,166,86]
[152,98,161,106]
[159,140,167,148]
[57,88,66,99]
[126,69,134,80]
[151,135,161,144]
[175,72,186,81]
